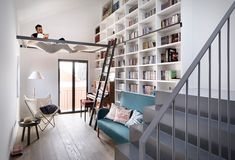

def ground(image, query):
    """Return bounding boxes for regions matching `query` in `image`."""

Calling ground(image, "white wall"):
[18,0,106,42]
[20,49,95,118]
[0,0,19,159]
[17,0,105,118]
[181,0,235,99]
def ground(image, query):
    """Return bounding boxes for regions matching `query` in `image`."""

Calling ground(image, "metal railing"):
[139,1,235,160]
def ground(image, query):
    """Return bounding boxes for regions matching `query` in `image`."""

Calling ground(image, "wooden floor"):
[11,114,114,160]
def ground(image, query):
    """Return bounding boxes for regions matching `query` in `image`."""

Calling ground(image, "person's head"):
[35,24,43,34]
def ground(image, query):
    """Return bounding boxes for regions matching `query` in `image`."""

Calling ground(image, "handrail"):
[139,1,235,159]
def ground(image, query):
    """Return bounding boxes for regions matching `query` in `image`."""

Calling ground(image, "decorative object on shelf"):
[161,48,178,62]
[142,85,156,95]
[28,71,44,98]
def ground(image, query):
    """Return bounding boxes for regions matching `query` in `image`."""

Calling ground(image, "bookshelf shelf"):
[157,41,181,49]
[139,14,156,24]
[157,2,181,16]
[139,47,156,53]
[157,80,179,83]
[94,0,181,103]
[157,61,181,66]
[140,0,156,10]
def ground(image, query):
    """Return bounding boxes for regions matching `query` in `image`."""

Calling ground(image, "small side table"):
[18,119,40,145]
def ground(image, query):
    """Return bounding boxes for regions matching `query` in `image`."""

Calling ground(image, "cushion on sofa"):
[113,107,132,124]
[125,110,143,127]
[105,103,119,120]
[98,119,129,144]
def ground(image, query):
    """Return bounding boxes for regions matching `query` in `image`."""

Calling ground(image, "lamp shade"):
[28,71,44,80]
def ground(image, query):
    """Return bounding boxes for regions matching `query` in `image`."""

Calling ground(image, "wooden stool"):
[80,99,94,122]
[18,119,40,145]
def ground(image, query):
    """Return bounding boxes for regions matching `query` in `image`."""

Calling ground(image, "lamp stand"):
[33,87,36,98]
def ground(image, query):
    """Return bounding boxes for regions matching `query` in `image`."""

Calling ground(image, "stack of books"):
[161,48,178,62]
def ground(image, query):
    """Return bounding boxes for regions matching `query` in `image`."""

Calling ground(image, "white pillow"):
[125,110,143,127]
[105,103,119,120]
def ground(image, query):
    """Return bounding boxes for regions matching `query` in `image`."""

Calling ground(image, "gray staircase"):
[116,1,235,160]
[115,92,235,160]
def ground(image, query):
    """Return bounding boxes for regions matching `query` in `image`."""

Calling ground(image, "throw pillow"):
[40,104,58,115]
[113,107,132,124]
[105,103,119,120]
[125,110,143,128]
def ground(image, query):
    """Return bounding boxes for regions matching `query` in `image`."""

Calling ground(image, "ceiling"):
[16,0,108,24]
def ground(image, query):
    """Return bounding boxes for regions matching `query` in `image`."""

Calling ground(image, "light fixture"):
[28,71,44,97]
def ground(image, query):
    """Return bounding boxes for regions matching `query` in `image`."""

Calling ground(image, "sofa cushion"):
[113,107,132,124]
[125,110,143,127]
[98,119,129,144]
[105,103,119,120]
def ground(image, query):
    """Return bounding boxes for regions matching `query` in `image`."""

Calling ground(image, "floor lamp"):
[28,71,44,98]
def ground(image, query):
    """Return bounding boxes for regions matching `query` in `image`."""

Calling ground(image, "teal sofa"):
[97,91,155,144]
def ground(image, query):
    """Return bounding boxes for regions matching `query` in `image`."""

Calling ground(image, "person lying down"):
[30,24,87,53]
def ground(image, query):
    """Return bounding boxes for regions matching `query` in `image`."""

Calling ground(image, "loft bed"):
[16,35,108,53]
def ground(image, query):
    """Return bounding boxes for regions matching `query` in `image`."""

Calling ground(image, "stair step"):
[130,124,225,160]
[143,106,235,159]
[115,143,153,160]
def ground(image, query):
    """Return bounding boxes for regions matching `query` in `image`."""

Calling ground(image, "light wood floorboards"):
[11,114,114,160]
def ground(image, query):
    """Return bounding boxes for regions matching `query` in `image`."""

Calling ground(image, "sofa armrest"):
[97,108,109,120]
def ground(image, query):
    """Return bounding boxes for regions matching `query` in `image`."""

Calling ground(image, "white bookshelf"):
[94,0,182,103]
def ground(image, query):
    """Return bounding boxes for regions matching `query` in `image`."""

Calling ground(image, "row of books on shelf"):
[161,0,180,10]
[143,85,156,95]
[142,26,153,35]
[96,51,107,59]
[143,40,156,49]
[117,36,125,44]
[118,83,125,90]
[129,17,138,27]
[142,55,156,64]
[161,13,181,28]
[129,4,138,13]
[129,84,138,92]
[117,59,125,67]
[143,70,156,80]
[161,48,178,62]
[129,71,138,79]
[128,30,138,40]
[117,72,125,79]
[129,58,138,65]
[129,44,138,52]
[161,70,179,80]
[116,47,125,55]
[96,61,115,68]
[161,32,181,45]
[143,7,156,19]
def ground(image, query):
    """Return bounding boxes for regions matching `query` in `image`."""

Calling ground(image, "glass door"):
[74,62,88,111]
[59,60,88,113]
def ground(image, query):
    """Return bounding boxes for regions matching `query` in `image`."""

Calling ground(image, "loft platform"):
[16,35,108,53]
